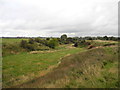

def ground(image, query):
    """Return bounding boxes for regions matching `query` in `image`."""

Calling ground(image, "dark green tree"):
[60,34,67,44]
[103,36,109,40]
[61,34,67,41]
[46,38,50,41]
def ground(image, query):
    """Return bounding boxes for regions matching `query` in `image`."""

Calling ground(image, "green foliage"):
[2,38,28,44]
[46,38,50,41]
[34,38,41,43]
[28,38,35,44]
[103,36,109,40]
[20,40,28,48]
[48,39,58,49]
[10,47,117,88]
[66,37,74,44]
[2,38,118,88]
[2,43,26,56]
[26,43,38,51]
[74,40,90,47]
[3,46,85,87]
[20,39,50,51]
[61,34,67,41]
[60,34,68,44]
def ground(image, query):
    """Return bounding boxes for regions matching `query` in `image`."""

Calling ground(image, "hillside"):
[15,46,118,88]
[2,38,119,88]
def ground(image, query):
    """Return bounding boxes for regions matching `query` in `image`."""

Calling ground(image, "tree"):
[60,34,67,44]
[61,34,67,41]
[46,38,50,41]
[88,37,93,40]
[103,36,108,40]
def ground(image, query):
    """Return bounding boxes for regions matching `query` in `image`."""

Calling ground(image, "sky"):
[0,0,118,37]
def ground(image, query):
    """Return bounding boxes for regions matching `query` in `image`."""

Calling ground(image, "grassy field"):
[17,47,118,88]
[2,38,119,88]
[2,41,86,87]
[2,38,28,44]
[87,40,118,47]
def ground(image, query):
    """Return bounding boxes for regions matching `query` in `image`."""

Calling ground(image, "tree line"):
[20,34,119,51]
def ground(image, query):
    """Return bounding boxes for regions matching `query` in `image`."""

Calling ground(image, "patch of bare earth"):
[29,50,61,54]
[94,40,117,43]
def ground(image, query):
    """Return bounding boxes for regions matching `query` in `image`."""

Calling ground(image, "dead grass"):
[29,44,75,54]
[29,50,60,54]
[94,40,118,43]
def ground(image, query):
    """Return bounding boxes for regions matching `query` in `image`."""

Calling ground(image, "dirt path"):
[91,45,118,49]
[30,44,75,54]
[65,44,75,49]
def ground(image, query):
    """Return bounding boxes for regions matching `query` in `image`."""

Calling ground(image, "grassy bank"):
[3,46,86,87]
[2,38,118,88]
[16,46,118,88]
[2,38,28,44]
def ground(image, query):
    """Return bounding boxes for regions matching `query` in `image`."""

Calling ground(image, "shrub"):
[46,38,50,41]
[48,39,58,49]
[3,43,25,56]
[74,40,91,47]
[29,38,35,44]
[103,43,116,46]
[35,38,41,43]
[26,44,36,51]
[74,42,79,47]
[20,40,28,48]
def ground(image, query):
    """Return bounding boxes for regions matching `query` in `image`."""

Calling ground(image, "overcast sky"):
[0,0,118,37]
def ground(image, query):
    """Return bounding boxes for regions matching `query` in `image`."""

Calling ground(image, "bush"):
[20,40,28,48]
[46,38,50,41]
[74,42,79,47]
[20,39,51,51]
[29,38,35,44]
[48,39,58,49]
[74,40,91,47]
[26,44,37,51]
[3,43,26,56]
[103,43,116,46]
[35,38,41,43]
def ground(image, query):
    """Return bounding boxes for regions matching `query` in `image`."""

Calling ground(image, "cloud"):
[0,0,118,37]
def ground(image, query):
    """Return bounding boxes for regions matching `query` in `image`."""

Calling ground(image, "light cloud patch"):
[0,0,118,37]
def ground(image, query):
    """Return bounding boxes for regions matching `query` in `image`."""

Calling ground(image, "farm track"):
[29,44,75,54]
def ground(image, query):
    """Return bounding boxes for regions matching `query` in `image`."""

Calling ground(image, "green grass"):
[3,47,86,87]
[2,38,29,56]
[2,38,28,44]
[17,46,118,88]
[2,39,118,88]
[87,40,118,47]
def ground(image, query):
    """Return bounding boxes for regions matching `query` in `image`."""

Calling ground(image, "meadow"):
[2,38,119,88]
[2,38,28,44]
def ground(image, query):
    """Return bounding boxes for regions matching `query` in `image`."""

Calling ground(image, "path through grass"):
[17,46,118,88]
[3,46,86,87]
